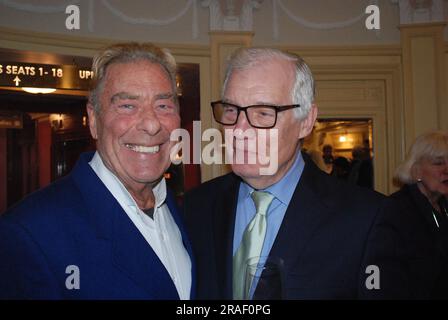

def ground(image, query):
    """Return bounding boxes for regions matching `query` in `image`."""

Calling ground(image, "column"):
[397,0,447,150]
[204,0,258,177]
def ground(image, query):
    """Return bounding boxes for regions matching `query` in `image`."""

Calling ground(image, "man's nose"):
[136,107,162,135]
[233,110,251,131]
[443,163,448,174]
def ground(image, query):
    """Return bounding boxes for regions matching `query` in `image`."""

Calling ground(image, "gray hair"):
[394,130,448,186]
[89,42,177,113]
[222,47,315,120]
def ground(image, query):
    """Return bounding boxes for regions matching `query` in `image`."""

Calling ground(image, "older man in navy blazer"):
[0,43,195,299]
[184,48,410,299]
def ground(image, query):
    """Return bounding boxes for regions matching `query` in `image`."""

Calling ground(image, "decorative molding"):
[272,0,378,39]
[0,0,201,38]
[391,0,445,24]
[399,22,447,148]
[202,0,262,31]
[0,0,80,13]
[0,26,211,57]
[278,44,402,57]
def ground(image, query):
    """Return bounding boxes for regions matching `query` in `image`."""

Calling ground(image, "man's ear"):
[298,103,318,139]
[86,103,98,140]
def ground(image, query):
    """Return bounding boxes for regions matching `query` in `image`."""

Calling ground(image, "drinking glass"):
[244,256,284,300]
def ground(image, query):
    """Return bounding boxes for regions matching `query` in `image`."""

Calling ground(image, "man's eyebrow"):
[155,92,176,101]
[110,92,140,104]
[222,99,277,106]
[222,98,238,105]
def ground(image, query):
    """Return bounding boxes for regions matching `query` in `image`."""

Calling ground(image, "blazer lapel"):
[165,190,196,299]
[111,205,178,299]
[71,152,178,299]
[213,174,240,299]
[268,156,334,276]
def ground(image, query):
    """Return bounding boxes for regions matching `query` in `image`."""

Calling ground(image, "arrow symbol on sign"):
[13,76,21,86]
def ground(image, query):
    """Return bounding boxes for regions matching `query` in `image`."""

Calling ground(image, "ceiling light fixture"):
[22,87,56,94]
[339,135,347,143]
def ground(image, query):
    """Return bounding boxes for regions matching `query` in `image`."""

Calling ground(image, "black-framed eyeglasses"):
[211,101,300,129]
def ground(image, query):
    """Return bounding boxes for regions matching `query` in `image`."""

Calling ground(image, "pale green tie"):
[233,191,275,300]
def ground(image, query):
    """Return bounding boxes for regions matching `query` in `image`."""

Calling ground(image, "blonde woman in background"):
[391,130,448,299]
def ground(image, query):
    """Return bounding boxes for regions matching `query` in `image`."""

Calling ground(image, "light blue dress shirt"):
[232,151,305,257]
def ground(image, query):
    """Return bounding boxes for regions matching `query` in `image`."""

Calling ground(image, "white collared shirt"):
[89,152,191,300]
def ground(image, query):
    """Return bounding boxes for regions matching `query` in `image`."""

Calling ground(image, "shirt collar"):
[240,151,305,205]
[89,151,167,210]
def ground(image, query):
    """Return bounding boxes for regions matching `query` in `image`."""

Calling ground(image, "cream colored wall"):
[254,0,401,45]
[0,0,211,45]
[0,0,401,46]
[401,23,447,152]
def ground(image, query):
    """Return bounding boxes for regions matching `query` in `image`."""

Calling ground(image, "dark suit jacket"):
[390,184,448,299]
[184,153,409,299]
[0,152,196,299]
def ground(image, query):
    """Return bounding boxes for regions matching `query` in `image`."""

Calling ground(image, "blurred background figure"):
[348,145,373,188]
[306,148,328,173]
[332,156,351,180]
[322,144,334,174]
[391,130,448,299]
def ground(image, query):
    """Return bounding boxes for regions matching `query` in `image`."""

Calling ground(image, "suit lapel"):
[213,174,240,299]
[165,190,196,299]
[71,152,178,299]
[268,155,334,277]
[111,204,178,299]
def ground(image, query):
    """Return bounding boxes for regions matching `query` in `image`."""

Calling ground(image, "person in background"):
[306,148,328,173]
[0,43,195,299]
[322,144,334,174]
[349,145,373,189]
[391,130,448,299]
[332,156,351,180]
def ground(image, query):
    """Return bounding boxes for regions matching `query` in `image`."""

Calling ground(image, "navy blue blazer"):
[184,153,410,299]
[0,152,196,299]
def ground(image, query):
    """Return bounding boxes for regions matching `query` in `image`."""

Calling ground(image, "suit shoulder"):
[311,167,385,204]
[1,175,82,228]
[186,173,238,199]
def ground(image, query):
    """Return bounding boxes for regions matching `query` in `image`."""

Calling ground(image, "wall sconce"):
[57,114,63,129]
[50,113,64,130]
[176,74,183,97]
[22,87,56,94]
[82,115,87,127]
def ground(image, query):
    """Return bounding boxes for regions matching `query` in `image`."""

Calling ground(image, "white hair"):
[89,42,177,113]
[222,47,315,120]
[394,130,448,186]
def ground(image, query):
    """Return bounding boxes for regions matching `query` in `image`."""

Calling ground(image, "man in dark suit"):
[184,47,409,299]
[0,43,195,299]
